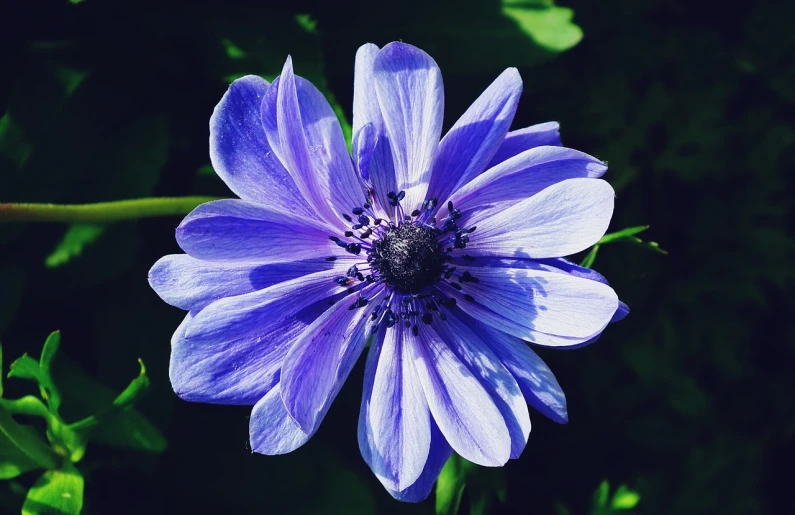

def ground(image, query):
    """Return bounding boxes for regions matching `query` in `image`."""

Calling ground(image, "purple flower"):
[149,42,626,501]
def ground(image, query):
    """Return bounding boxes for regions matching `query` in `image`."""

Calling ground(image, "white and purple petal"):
[175,199,338,263]
[280,287,386,433]
[373,42,444,212]
[464,178,615,259]
[261,58,365,227]
[209,75,313,217]
[358,324,432,492]
[487,121,562,167]
[427,68,523,208]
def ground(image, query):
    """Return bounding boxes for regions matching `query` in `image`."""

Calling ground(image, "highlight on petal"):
[427,68,523,208]
[261,57,365,227]
[466,178,615,259]
[409,323,511,467]
[359,325,432,492]
[440,264,618,346]
[479,324,569,424]
[352,43,397,218]
[487,121,563,167]
[209,75,312,217]
[386,422,452,502]
[280,288,385,433]
[176,199,337,263]
[169,310,296,405]
[250,383,315,455]
[373,42,444,212]
[446,146,607,213]
[148,254,335,311]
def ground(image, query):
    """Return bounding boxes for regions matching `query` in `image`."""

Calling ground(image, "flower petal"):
[387,422,452,502]
[374,42,444,213]
[209,75,312,217]
[427,68,522,208]
[446,146,607,214]
[176,199,337,263]
[478,324,568,424]
[409,322,511,466]
[182,267,349,348]
[261,57,365,226]
[487,122,562,168]
[148,254,335,311]
[249,383,315,455]
[280,288,385,433]
[466,178,615,259]
[353,43,398,219]
[358,324,432,492]
[169,310,297,405]
[433,311,531,459]
[440,264,618,344]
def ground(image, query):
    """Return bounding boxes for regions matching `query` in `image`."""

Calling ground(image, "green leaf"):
[436,454,473,515]
[54,357,165,453]
[611,485,641,510]
[594,480,610,508]
[0,429,41,479]
[39,331,61,376]
[580,244,600,268]
[45,225,106,268]
[581,225,666,268]
[8,354,61,414]
[502,0,583,53]
[0,410,59,471]
[22,463,84,515]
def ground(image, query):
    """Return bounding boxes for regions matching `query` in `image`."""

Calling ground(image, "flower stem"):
[0,196,220,224]
[0,408,60,470]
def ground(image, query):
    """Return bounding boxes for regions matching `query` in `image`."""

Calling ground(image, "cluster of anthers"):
[327,192,479,337]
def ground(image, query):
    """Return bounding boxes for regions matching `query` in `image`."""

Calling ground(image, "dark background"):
[2,0,793,513]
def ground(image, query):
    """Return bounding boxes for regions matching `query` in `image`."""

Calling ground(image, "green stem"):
[0,196,220,223]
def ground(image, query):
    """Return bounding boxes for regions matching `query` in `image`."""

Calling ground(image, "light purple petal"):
[352,43,398,219]
[169,311,296,405]
[176,199,337,263]
[446,146,607,214]
[261,57,365,226]
[358,324,432,491]
[209,75,313,217]
[478,325,568,424]
[440,264,618,345]
[409,323,511,466]
[466,178,615,259]
[387,422,453,502]
[374,42,444,213]
[148,254,334,311]
[182,267,349,347]
[352,123,376,181]
[280,288,385,433]
[487,122,562,167]
[250,383,315,455]
[433,312,531,459]
[427,68,522,208]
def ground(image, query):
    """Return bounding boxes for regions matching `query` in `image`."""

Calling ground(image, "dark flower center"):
[371,223,446,294]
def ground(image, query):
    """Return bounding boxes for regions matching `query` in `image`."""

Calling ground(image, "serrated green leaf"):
[611,485,641,509]
[502,0,583,53]
[22,463,83,515]
[45,224,106,268]
[40,331,61,375]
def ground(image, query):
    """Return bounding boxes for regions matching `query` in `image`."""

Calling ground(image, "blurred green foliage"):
[1,0,793,513]
[0,332,163,513]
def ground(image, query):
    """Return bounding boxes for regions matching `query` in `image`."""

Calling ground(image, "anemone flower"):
[149,41,627,502]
